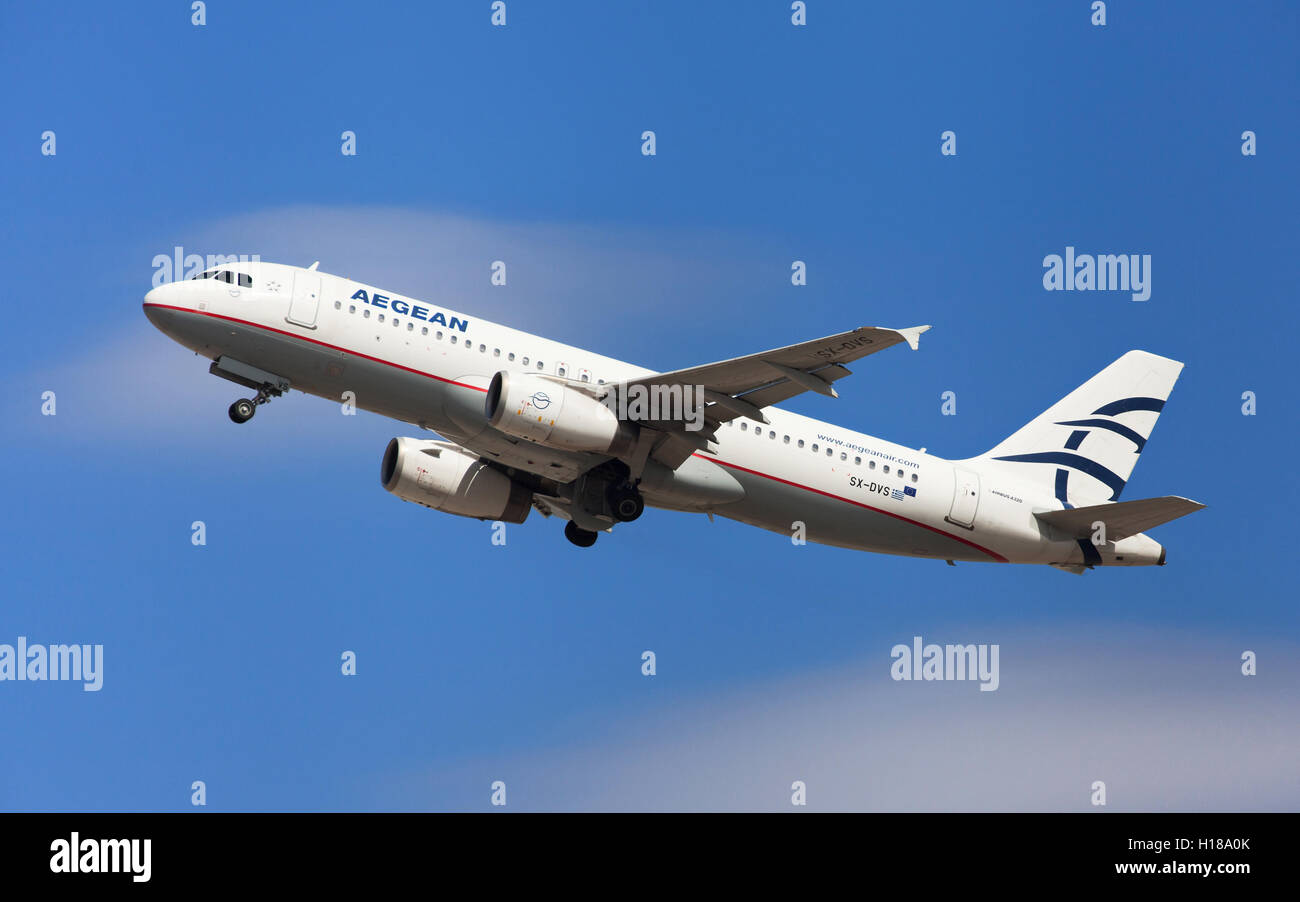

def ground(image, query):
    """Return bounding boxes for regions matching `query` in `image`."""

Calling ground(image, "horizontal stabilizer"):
[1035,495,1205,542]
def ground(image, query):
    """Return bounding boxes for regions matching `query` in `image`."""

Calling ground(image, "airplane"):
[143,260,1204,572]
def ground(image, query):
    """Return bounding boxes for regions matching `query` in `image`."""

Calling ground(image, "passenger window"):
[826,448,832,456]
[911,473,918,483]
[508,353,516,361]
[522,357,529,365]
[349,305,356,314]
[741,422,748,431]
[364,310,371,318]
[407,322,413,331]
[797,439,804,448]
[869,460,876,470]
[537,361,544,370]
[854,456,861,465]
[334,301,341,310]
[421,327,428,335]
[480,344,486,352]
[393,318,399,327]
[436,331,443,340]
[783,435,790,444]
[883,465,890,474]
[494,349,500,357]
[840,452,847,460]
[812,444,818,452]
[451,336,457,344]
[378,314,385,323]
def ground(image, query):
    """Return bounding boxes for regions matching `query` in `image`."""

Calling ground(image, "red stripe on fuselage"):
[693,454,1009,562]
[142,303,490,393]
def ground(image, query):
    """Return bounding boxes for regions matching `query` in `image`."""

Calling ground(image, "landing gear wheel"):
[608,485,645,523]
[564,521,598,548]
[228,398,256,423]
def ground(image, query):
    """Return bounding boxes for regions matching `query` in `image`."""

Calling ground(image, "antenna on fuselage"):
[307,261,320,271]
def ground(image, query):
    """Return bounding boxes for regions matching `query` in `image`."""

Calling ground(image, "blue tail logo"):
[992,396,1165,507]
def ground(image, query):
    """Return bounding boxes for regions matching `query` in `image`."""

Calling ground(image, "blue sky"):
[1,1,1296,811]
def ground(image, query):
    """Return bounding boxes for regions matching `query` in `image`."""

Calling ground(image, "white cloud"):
[182,205,766,345]
[384,631,1300,811]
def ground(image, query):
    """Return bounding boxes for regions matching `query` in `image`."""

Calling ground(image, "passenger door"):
[287,272,321,328]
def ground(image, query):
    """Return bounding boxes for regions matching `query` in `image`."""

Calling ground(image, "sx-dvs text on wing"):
[143,261,1204,572]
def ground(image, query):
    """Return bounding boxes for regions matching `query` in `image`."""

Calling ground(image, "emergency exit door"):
[946,468,980,529]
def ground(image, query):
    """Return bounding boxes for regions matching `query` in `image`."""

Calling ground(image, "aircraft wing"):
[612,325,930,469]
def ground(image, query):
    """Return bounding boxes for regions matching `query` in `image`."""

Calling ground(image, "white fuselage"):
[143,261,1164,567]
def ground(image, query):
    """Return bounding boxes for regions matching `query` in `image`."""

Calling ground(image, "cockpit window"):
[189,269,250,287]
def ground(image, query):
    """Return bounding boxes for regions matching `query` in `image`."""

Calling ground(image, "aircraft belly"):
[717,466,997,561]
[639,456,746,510]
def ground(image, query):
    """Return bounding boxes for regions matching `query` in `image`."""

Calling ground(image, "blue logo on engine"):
[529,391,551,410]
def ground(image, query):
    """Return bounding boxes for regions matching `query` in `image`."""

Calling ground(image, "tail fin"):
[971,350,1184,508]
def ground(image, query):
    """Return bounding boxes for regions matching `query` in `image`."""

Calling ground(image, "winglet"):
[893,325,931,351]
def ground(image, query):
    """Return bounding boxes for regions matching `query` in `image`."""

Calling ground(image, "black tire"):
[608,486,645,523]
[228,399,256,423]
[564,520,598,548]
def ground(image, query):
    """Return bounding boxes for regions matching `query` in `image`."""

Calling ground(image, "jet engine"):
[380,437,531,523]
[484,371,637,456]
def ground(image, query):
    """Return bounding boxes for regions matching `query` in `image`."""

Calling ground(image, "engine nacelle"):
[380,437,531,524]
[484,371,637,456]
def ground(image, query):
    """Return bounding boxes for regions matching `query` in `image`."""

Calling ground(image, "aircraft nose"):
[144,281,177,306]
[143,282,182,332]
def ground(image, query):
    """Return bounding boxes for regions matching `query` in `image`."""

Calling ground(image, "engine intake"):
[485,371,636,456]
[381,437,531,523]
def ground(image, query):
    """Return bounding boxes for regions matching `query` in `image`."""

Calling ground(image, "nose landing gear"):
[210,357,290,425]
[228,398,256,423]
[227,384,279,424]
